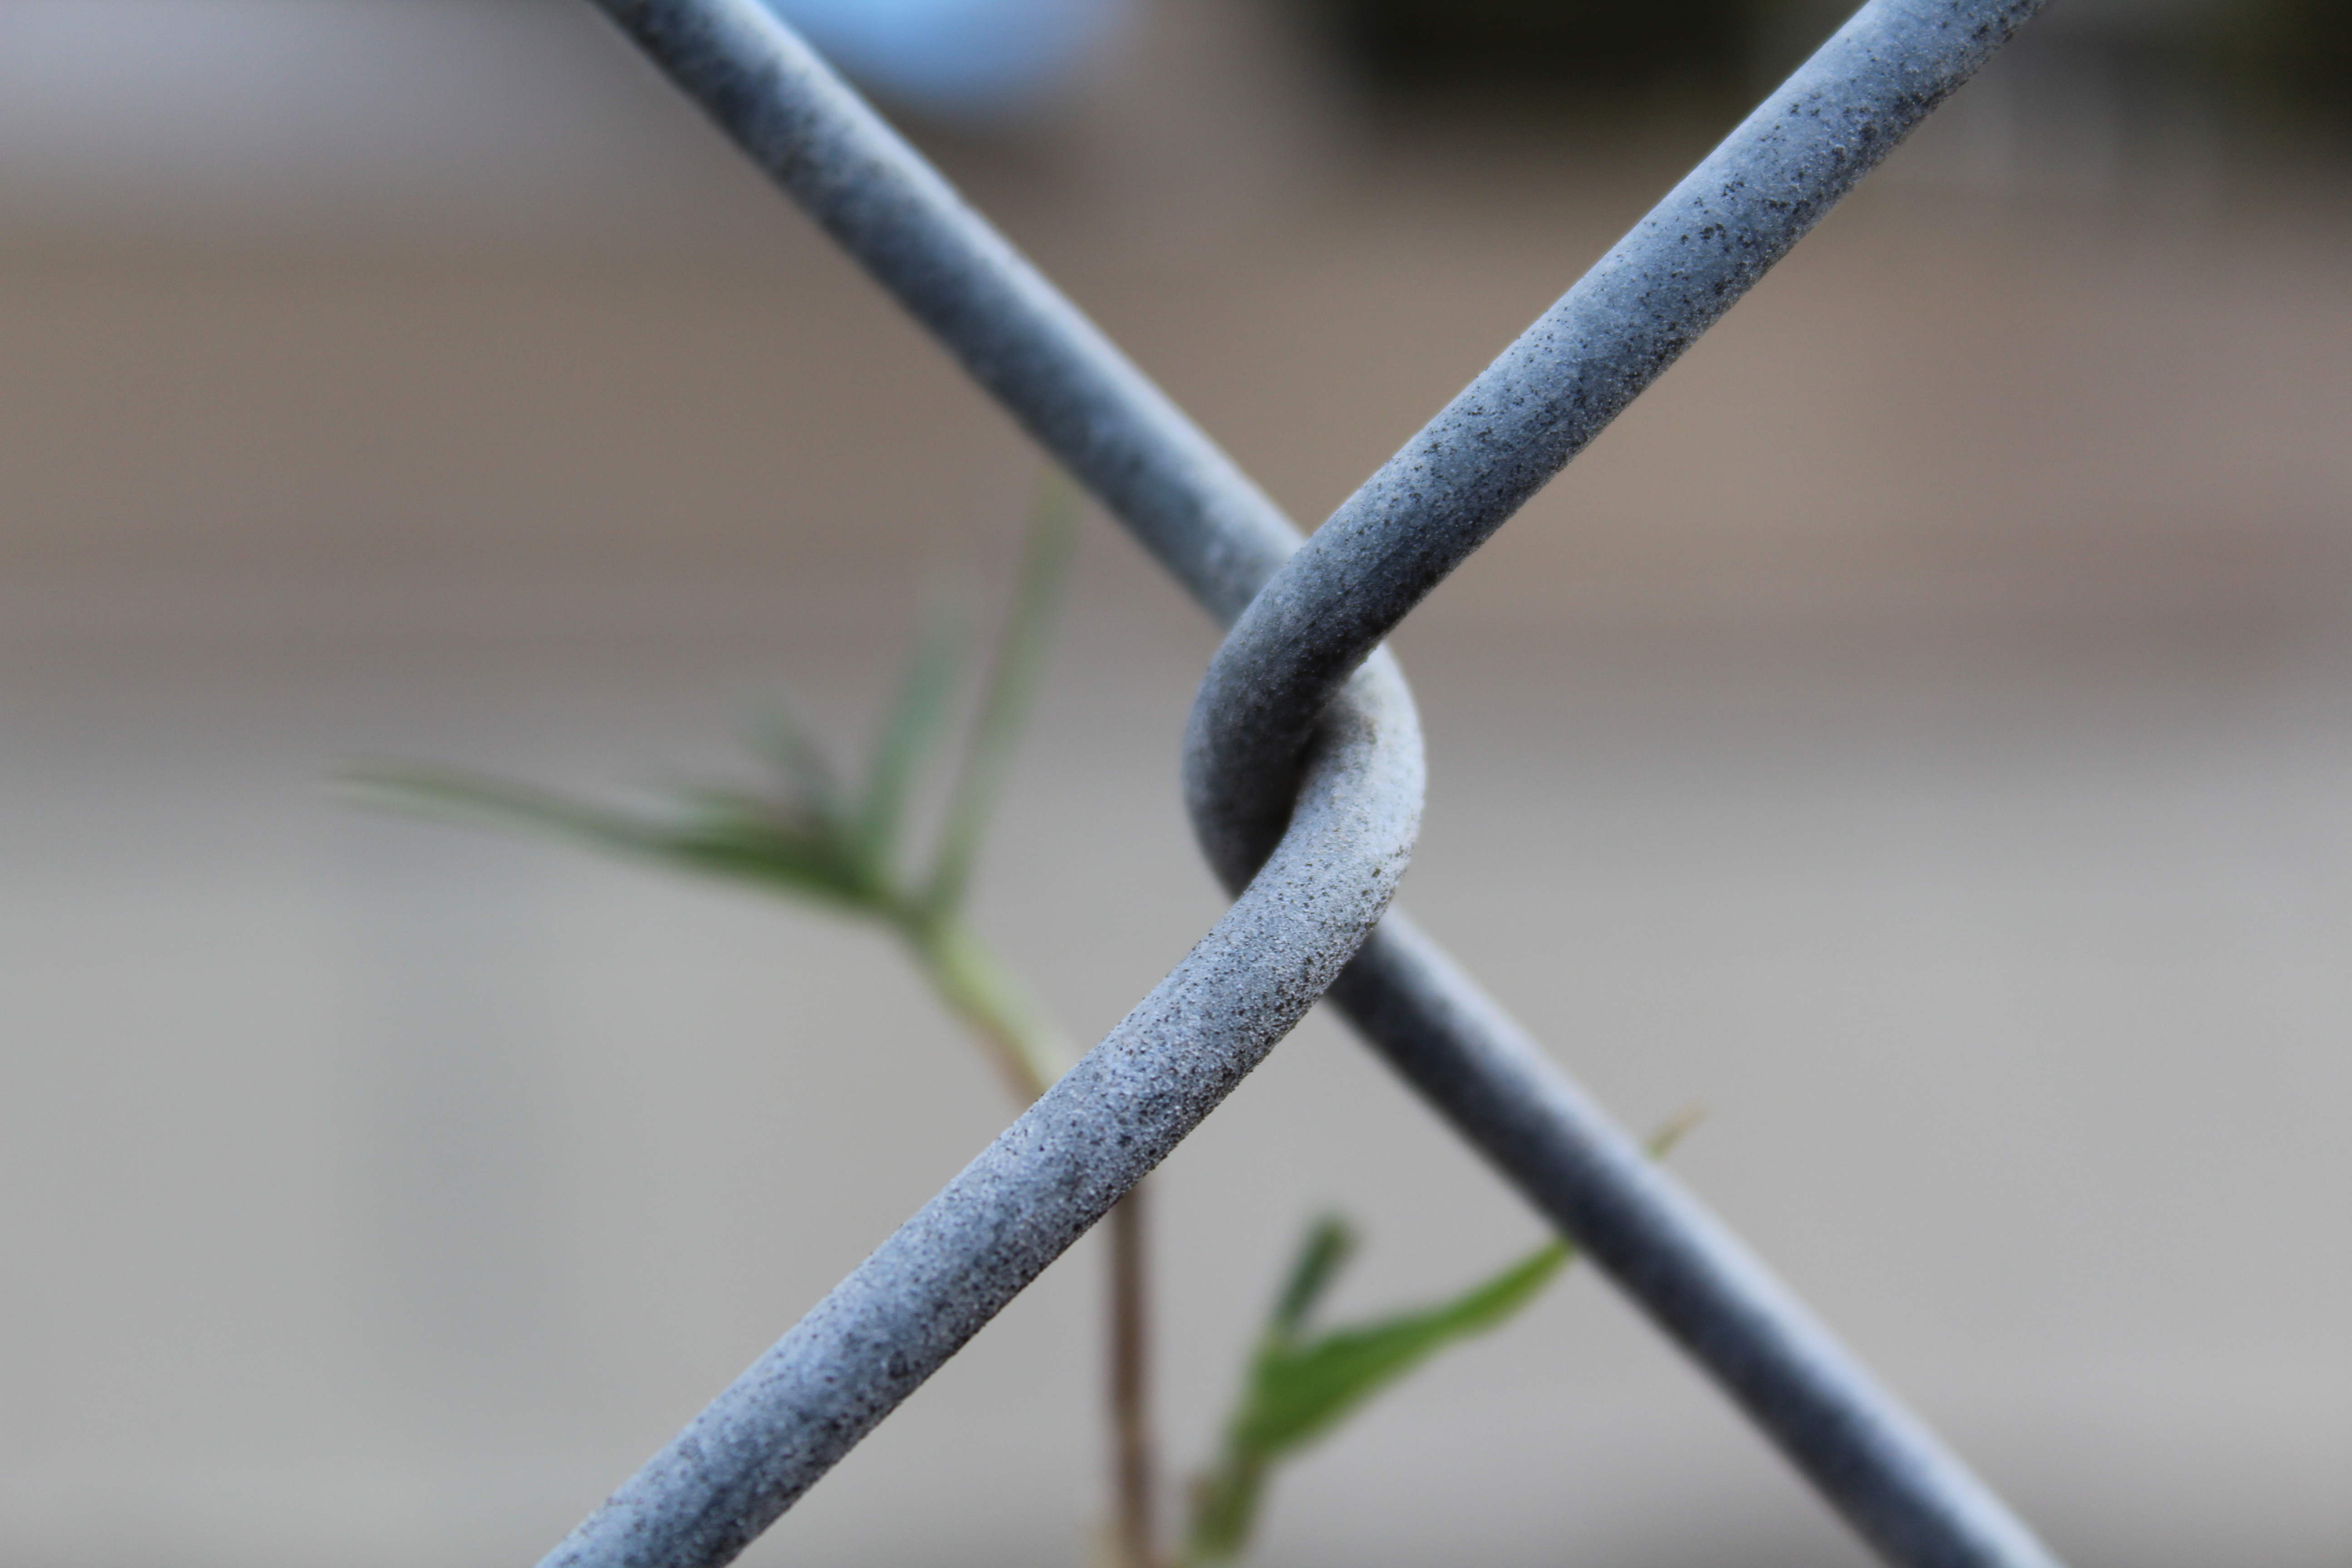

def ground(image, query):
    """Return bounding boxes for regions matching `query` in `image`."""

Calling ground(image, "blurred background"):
[0,0,2346,1564]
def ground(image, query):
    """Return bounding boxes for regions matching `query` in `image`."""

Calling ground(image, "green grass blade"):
[1185,1109,1705,1563]
[923,468,1079,918]
[1268,1214,1356,1339]
[1185,1450,1267,1564]
[748,704,850,830]
[343,763,675,854]
[854,603,965,889]
[1647,1102,1704,1159]
[1235,1241,1567,1457]
[661,791,872,906]
[343,763,868,908]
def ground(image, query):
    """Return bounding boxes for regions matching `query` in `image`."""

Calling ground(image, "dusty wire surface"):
[1176,5,2058,1565]
[1183,0,2047,875]
[538,657,1419,1568]
[543,3,2060,1566]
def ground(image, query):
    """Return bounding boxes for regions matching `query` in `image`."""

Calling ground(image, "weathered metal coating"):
[583,0,1293,627]
[1185,0,2048,877]
[544,3,2064,1567]
[1331,916,2060,1568]
[539,665,1420,1568]
[1177,5,2063,1563]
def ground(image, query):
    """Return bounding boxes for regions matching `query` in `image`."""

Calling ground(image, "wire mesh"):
[537,3,2064,1566]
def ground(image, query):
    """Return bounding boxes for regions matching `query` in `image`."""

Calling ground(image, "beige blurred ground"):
[0,2,2347,1565]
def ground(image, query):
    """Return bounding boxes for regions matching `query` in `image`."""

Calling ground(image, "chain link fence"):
[536,3,2060,1565]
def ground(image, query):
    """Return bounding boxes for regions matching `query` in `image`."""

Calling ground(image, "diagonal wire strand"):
[542,4,2062,1567]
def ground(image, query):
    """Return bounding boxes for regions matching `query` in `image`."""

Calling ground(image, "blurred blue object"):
[768,0,1132,117]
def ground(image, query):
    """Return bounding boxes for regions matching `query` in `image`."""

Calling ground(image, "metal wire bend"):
[541,4,2060,1567]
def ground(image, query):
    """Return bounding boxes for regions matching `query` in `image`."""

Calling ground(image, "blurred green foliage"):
[347,477,1083,1103]
[352,476,1706,1566]
[1184,1111,1700,1563]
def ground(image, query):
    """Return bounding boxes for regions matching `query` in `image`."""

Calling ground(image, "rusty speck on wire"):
[538,3,2064,1567]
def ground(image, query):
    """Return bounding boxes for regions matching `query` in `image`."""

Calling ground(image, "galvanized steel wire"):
[540,4,2062,1567]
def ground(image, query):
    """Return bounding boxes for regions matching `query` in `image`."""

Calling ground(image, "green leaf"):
[1268,1214,1355,1338]
[924,469,1080,918]
[660,791,872,905]
[853,603,965,887]
[342,764,872,910]
[1235,1239,1567,1457]
[1187,1223,1562,1563]
[747,704,850,831]
[1185,1109,1703,1563]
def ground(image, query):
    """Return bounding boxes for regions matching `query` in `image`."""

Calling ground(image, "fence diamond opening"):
[537,3,2061,1566]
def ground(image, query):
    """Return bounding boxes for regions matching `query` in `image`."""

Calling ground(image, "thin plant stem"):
[856,611,963,880]
[926,472,1081,921]
[356,468,1169,1563]
[912,475,1164,1564]
[888,902,1161,1568]
[1107,1187,1158,1568]
[902,910,1067,1102]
